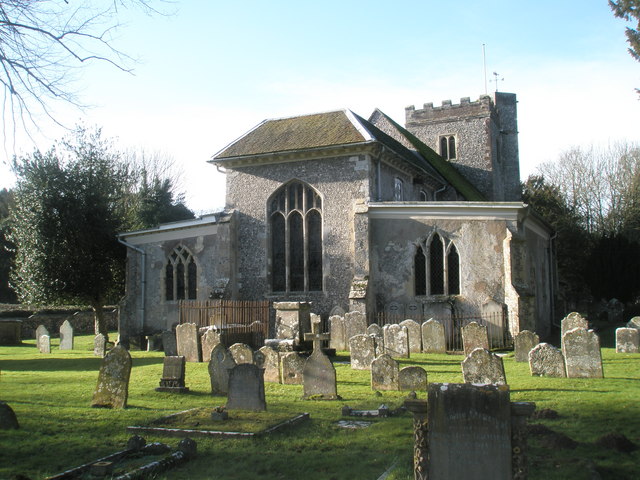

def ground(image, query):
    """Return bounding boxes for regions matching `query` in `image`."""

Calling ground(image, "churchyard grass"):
[1,328,639,479]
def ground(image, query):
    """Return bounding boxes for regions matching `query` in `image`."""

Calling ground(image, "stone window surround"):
[439,134,457,160]
[164,244,198,302]
[414,230,461,297]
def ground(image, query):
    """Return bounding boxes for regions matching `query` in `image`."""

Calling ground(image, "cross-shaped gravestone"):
[304,318,330,353]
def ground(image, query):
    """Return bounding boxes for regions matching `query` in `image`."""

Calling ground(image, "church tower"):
[404,92,521,201]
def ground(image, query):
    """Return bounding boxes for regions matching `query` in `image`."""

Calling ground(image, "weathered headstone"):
[162,330,178,356]
[367,324,384,356]
[39,335,51,354]
[461,348,507,385]
[226,364,266,411]
[0,402,19,429]
[303,318,337,399]
[371,354,399,391]
[274,301,311,347]
[461,322,489,356]
[229,343,254,365]
[528,343,566,377]
[398,366,427,391]
[94,333,107,357]
[383,324,409,358]
[35,325,49,350]
[280,352,305,385]
[156,356,189,393]
[427,383,513,479]
[626,316,640,330]
[344,311,367,343]
[329,315,347,351]
[176,323,201,362]
[561,312,588,339]
[421,319,446,353]
[616,327,640,353]
[91,344,132,408]
[255,346,280,383]
[349,334,376,370]
[562,328,603,378]
[208,344,236,395]
[514,330,540,362]
[201,328,221,363]
[400,319,422,354]
[59,319,74,350]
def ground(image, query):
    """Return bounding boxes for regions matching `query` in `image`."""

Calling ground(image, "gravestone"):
[367,324,385,356]
[528,343,566,377]
[344,311,367,343]
[280,352,305,385]
[226,364,266,411]
[398,366,427,391]
[208,344,237,395]
[59,319,74,350]
[229,343,254,364]
[514,330,540,363]
[146,333,163,351]
[201,328,221,363]
[35,325,49,350]
[39,335,51,354]
[303,318,337,399]
[349,334,376,370]
[255,346,280,383]
[383,324,409,358]
[156,356,189,393]
[162,330,178,356]
[94,333,107,357]
[562,328,603,378]
[400,319,422,353]
[176,323,201,362]
[329,315,346,351]
[274,301,311,348]
[371,354,399,391]
[461,348,507,385]
[91,344,132,408]
[421,319,446,353]
[561,312,588,339]
[427,383,513,479]
[626,316,640,330]
[616,327,640,353]
[0,402,19,429]
[461,322,489,356]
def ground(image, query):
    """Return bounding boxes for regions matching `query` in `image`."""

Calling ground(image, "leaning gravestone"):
[303,319,337,399]
[400,319,422,354]
[162,330,178,356]
[626,316,640,330]
[461,348,507,385]
[176,323,201,362]
[201,328,221,364]
[208,344,237,395]
[91,345,132,408]
[156,356,189,393]
[529,343,566,377]
[94,333,107,357]
[280,352,305,385]
[349,334,376,370]
[39,335,51,354]
[421,319,446,353]
[226,364,266,411]
[561,312,588,339]
[398,366,427,391]
[562,328,603,378]
[329,315,347,351]
[383,324,409,358]
[229,343,254,365]
[59,319,74,350]
[35,325,49,350]
[616,327,640,353]
[255,346,280,383]
[514,330,540,362]
[344,311,367,343]
[461,322,489,356]
[371,354,399,391]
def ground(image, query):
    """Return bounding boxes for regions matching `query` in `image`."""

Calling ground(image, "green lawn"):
[0,329,639,480]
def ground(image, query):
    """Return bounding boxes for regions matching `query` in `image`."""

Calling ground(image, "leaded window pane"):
[187,258,197,299]
[430,235,444,295]
[289,212,304,291]
[271,213,286,291]
[308,210,323,291]
[448,245,460,295]
[176,261,185,300]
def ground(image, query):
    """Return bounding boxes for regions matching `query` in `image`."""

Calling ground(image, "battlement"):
[405,93,516,125]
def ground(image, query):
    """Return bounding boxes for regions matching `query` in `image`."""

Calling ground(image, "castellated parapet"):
[405,93,521,202]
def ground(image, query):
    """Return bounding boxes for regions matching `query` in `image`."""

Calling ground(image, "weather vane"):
[492,72,504,92]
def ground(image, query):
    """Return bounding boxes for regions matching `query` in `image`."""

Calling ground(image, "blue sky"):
[1,1,638,212]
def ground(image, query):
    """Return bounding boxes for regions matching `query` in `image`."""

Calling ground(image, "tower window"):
[439,135,457,160]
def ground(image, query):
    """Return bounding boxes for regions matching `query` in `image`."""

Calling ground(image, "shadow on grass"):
[0,356,163,372]
[512,387,612,394]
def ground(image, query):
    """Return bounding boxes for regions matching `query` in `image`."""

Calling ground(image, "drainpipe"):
[433,183,447,200]
[548,231,559,328]
[118,237,146,339]
[376,158,382,201]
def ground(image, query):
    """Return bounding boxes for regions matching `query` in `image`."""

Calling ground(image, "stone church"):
[118,92,555,345]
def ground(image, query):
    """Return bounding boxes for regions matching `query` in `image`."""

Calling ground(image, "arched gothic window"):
[165,245,197,301]
[414,233,461,296]
[269,181,323,292]
[439,135,456,160]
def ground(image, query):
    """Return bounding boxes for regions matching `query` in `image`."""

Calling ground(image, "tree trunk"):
[92,302,109,342]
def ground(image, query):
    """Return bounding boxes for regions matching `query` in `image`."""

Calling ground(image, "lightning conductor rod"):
[482,43,488,95]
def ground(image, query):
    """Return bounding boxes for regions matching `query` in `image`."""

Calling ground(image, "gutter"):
[117,237,146,336]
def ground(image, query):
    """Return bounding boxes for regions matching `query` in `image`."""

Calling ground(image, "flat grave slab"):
[128,407,309,438]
